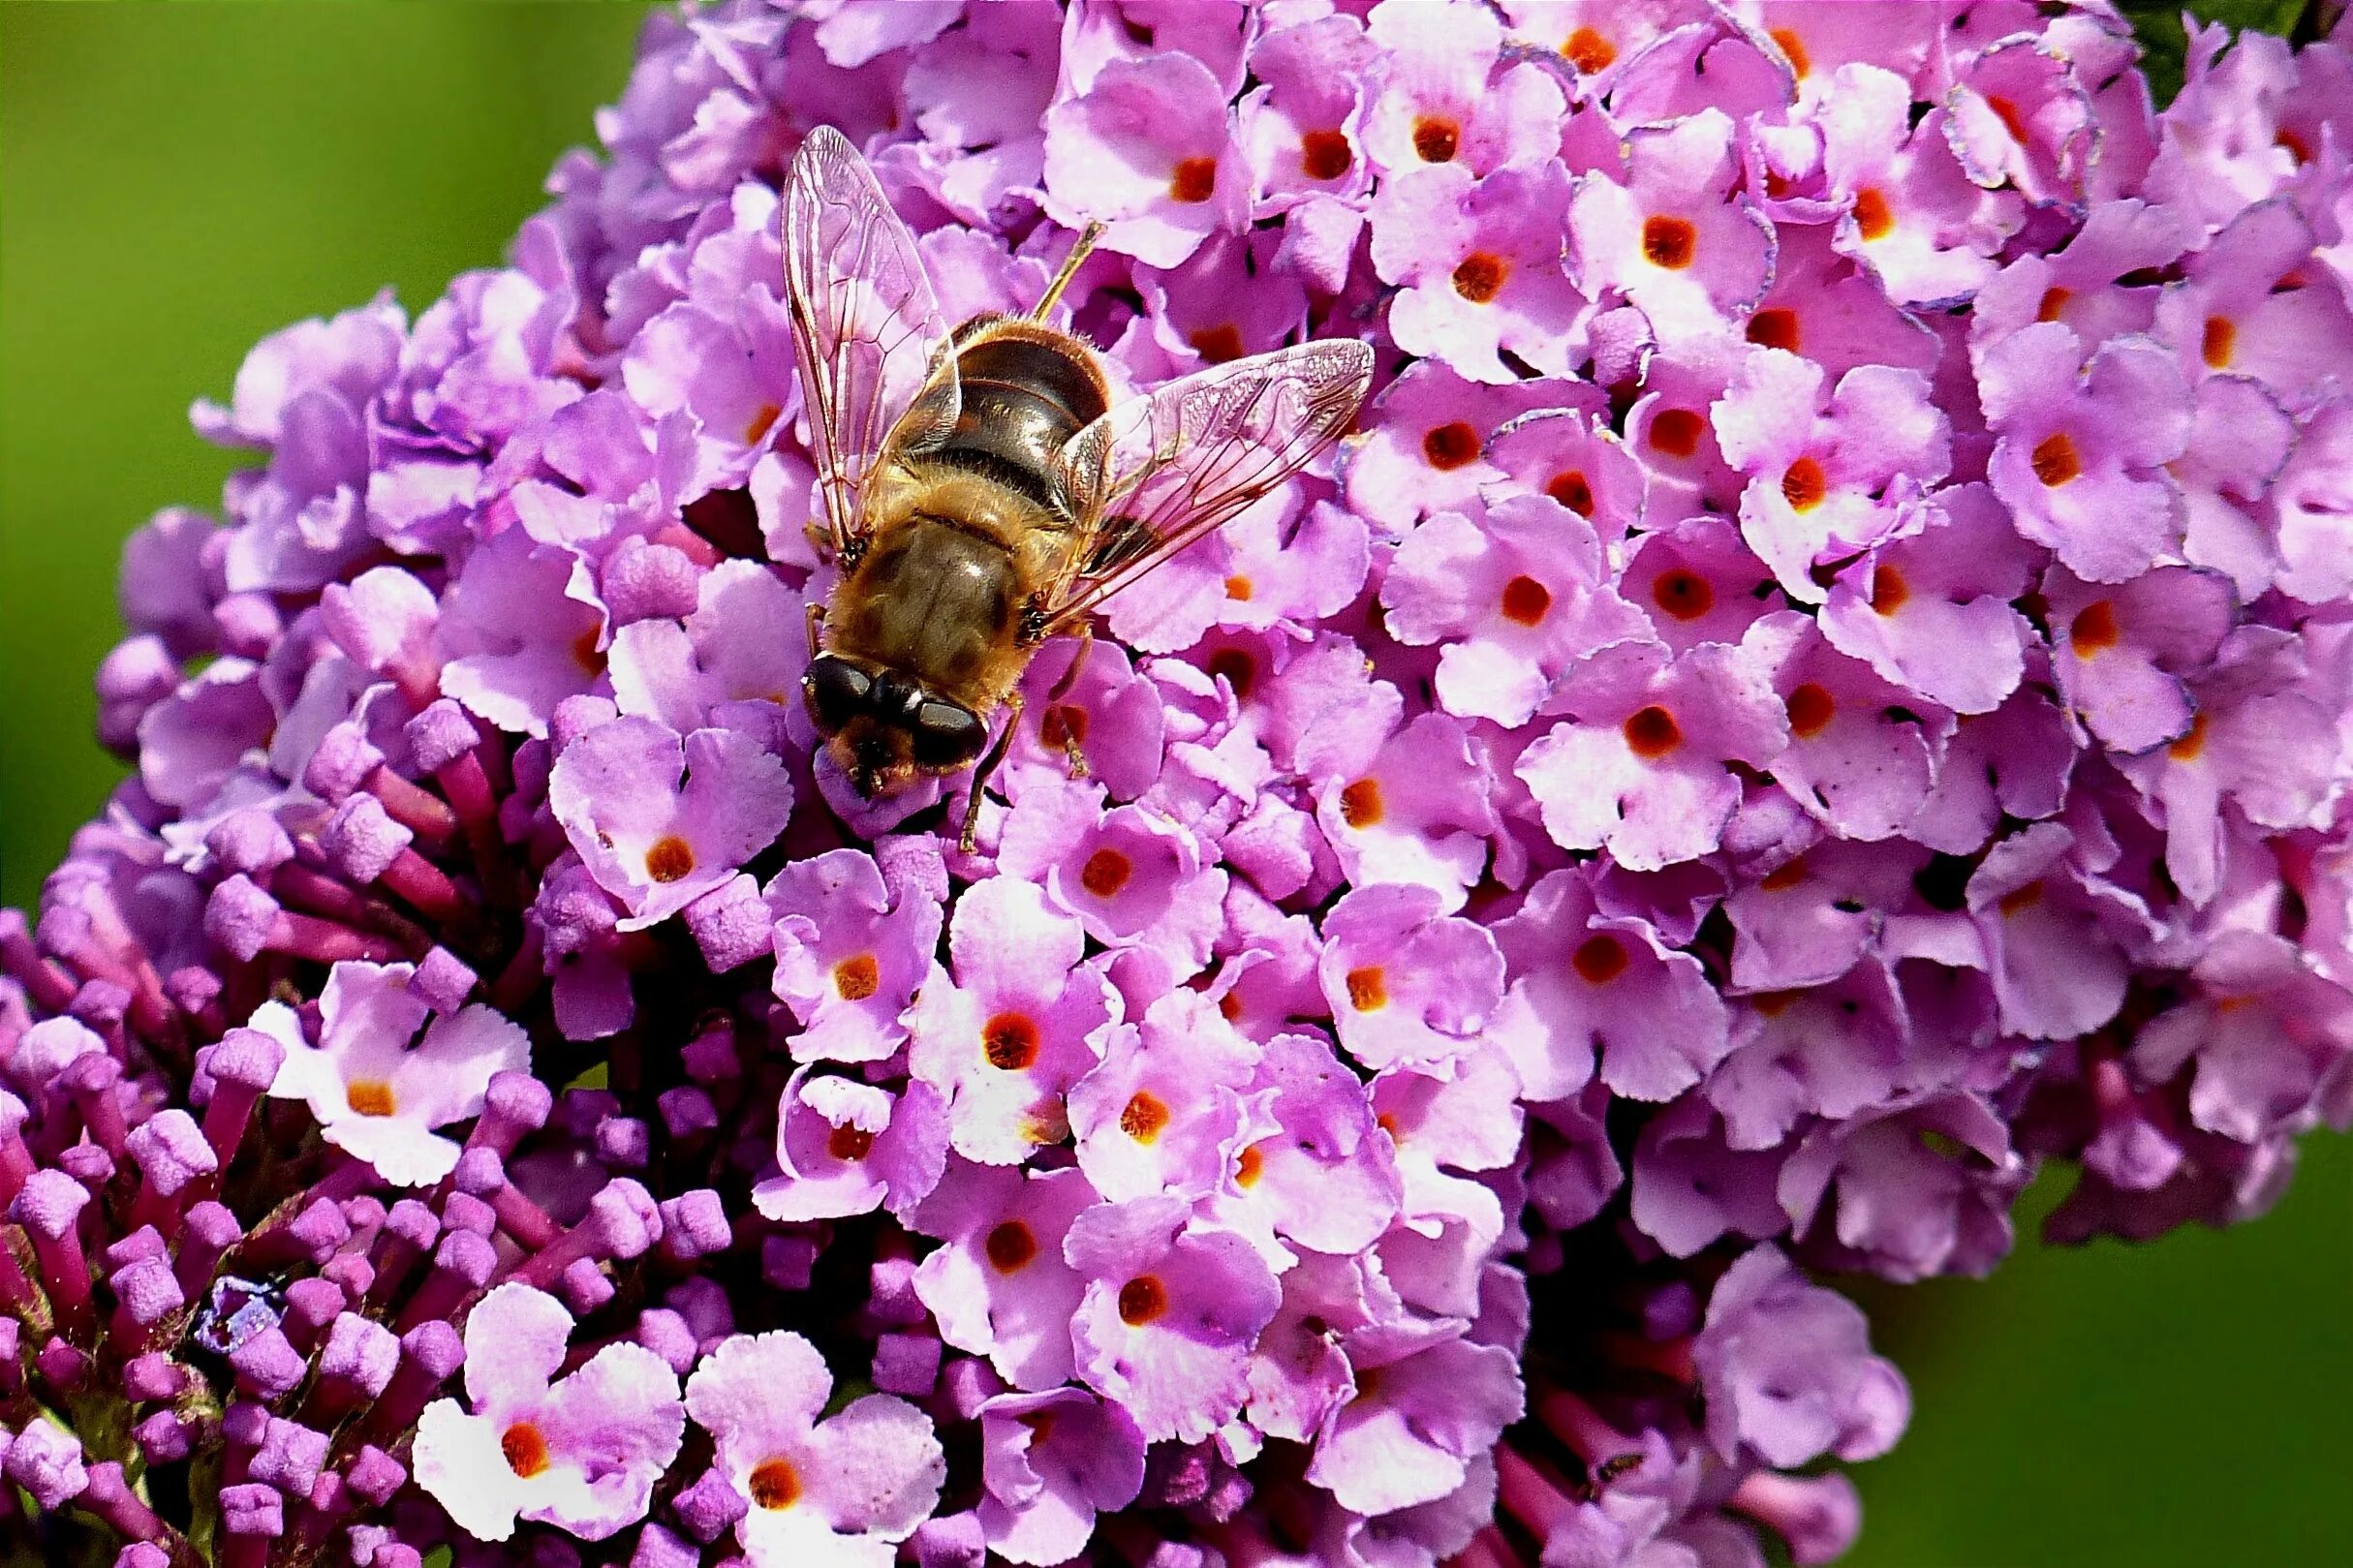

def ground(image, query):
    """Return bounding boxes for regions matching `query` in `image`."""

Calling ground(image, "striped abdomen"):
[933,322,1110,512]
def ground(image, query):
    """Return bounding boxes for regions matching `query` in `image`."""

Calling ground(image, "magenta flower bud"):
[669,1466,749,1545]
[230,1327,307,1401]
[324,792,415,884]
[5,1418,88,1510]
[303,723,384,804]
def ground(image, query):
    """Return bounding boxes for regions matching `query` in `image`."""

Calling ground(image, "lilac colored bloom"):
[548,716,794,930]
[414,1282,686,1541]
[684,1330,945,1567]
[1065,1194,1282,1443]
[256,962,528,1185]
[15,5,2353,1566]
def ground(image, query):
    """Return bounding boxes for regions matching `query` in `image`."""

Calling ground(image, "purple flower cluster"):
[9,3,2353,1566]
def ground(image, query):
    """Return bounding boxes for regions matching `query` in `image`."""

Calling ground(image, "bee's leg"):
[960,692,1023,854]
[804,601,825,662]
[1044,626,1095,780]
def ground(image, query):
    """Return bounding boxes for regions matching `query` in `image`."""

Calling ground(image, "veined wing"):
[1041,338,1374,632]
[782,123,955,557]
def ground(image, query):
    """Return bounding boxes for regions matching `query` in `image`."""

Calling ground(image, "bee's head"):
[804,655,989,797]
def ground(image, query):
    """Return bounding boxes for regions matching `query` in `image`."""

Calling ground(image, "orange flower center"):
[345,1080,396,1118]
[981,1012,1041,1070]
[2068,600,2120,655]
[1500,574,1552,627]
[985,1219,1038,1272]
[572,629,605,674]
[826,1122,875,1161]
[1412,115,1460,163]
[1870,567,1909,615]
[1746,307,1800,352]
[1118,1275,1169,1326]
[743,401,783,446]
[2037,286,2072,323]
[1339,778,1385,829]
[1422,420,1480,470]
[1648,408,1704,459]
[1346,966,1388,1011]
[501,1422,550,1478]
[832,953,881,1001]
[1205,648,1255,699]
[1452,252,1508,302]
[748,1458,800,1510]
[1785,682,1836,738]
[1040,702,1089,749]
[1780,456,1828,511]
[1563,26,1616,73]
[1770,27,1811,77]
[1119,1091,1171,1143]
[1623,704,1682,758]
[1169,157,1218,203]
[2202,316,2236,369]
[1223,573,1254,601]
[1546,470,1595,515]
[1641,215,1697,270]
[1190,323,1245,364]
[1851,188,1894,241]
[1300,129,1352,180]
[1652,568,1714,621]
[1572,934,1629,985]
[1760,856,1809,891]
[2168,713,2210,760]
[1235,1143,1266,1187]
[1080,847,1132,898]
[2030,432,2081,487]
[644,835,696,884]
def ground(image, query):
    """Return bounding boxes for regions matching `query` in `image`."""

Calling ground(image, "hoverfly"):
[783,126,1375,848]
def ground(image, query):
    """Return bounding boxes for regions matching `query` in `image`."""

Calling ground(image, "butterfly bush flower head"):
[8,3,2353,1566]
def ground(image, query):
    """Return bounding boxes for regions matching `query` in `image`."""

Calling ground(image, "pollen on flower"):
[1572,934,1629,985]
[2169,712,2210,760]
[2069,600,2121,653]
[501,1422,551,1479]
[748,1459,801,1510]
[1652,568,1714,621]
[1117,1275,1169,1325]
[2202,316,2236,368]
[1346,966,1388,1011]
[1780,456,1829,511]
[1452,252,1509,303]
[982,1012,1041,1070]
[1339,777,1385,828]
[985,1219,1038,1273]
[1423,420,1481,470]
[345,1080,397,1118]
[1770,27,1811,77]
[1223,573,1254,601]
[1871,567,1910,615]
[743,402,783,446]
[2031,432,2082,486]
[833,953,881,1001]
[1624,704,1684,757]
[1852,187,1895,240]
[827,1122,876,1161]
[1642,216,1698,270]
[1785,683,1836,738]
[1234,1142,1265,1186]
[1169,157,1218,202]
[1563,25,1616,74]
[1118,1091,1171,1143]
[1500,574,1552,627]
[1546,470,1595,514]
[1300,128,1352,180]
[644,835,697,883]
[1747,308,1801,351]
[1080,847,1132,898]
[1648,408,1704,459]
[1412,115,1460,163]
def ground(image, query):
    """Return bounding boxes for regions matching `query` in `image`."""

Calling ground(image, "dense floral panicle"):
[7,2,2353,1566]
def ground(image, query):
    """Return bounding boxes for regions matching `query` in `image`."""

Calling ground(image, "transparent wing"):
[1042,339,1375,630]
[783,124,955,557]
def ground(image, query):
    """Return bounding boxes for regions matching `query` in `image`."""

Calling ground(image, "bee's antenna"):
[1031,221,1105,321]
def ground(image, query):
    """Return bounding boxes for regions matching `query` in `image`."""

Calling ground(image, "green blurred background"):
[0,6,2344,1565]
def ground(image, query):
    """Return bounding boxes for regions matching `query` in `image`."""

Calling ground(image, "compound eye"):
[911,699,987,769]
[803,657,872,733]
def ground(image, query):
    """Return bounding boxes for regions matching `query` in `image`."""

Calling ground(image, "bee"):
[783,125,1374,848]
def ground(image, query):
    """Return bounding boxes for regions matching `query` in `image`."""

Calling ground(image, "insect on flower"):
[785,125,1374,847]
